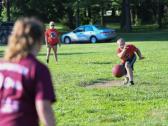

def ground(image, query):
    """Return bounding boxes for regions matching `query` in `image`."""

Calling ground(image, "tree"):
[120,0,132,32]
[157,0,164,28]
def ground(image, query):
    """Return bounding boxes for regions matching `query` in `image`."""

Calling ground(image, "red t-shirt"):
[117,44,138,63]
[0,54,56,126]
[45,28,59,45]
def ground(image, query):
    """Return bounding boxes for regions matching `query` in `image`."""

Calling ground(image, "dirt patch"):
[86,80,124,89]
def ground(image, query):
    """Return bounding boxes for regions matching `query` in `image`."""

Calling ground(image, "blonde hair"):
[4,17,44,62]
[117,38,125,44]
[49,21,55,26]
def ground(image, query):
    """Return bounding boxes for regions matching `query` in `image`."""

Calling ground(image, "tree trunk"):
[87,6,92,24]
[88,6,91,18]
[120,0,132,32]
[131,6,136,25]
[6,0,10,21]
[76,0,80,27]
[111,7,115,17]
[158,0,164,29]
[67,7,75,29]
[100,6,104,26]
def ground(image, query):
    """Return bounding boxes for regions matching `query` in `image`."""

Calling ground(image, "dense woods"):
[1,0,168,32]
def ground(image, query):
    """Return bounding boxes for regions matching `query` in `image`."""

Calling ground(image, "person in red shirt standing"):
[0,17,56,126]
[45,21,61,63]
[117,38,144,85]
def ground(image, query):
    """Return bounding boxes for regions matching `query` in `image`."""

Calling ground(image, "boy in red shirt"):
[117,38,144,85]
[45,21,61,63]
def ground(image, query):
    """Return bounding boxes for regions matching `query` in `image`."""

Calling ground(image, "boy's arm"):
[117,46,128,58]
[136,48,144,60]
[45,32,49,47]
[45,36,48,46]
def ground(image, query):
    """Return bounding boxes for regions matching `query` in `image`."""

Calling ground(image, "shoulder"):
[127,44,138,51]
[29,56,49,74]
[128,44,136,48]
[21,54,49,73]
[45,29,50,34]
[53,28,58,32]
[31,57,50,79]
[33,58,50,78]
[54,29,59,33]
[46,28,52,32]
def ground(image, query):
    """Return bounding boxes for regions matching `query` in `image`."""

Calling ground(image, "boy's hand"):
[123,46,129,51]
[139,56,145,60]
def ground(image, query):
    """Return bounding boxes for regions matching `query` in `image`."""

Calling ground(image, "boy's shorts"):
[122,54,136,72]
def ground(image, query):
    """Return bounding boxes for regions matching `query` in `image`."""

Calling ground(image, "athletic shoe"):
[130,81,134,85]
[123,77,129,85]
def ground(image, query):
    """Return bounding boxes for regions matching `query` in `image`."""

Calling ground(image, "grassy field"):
[0,32,168,126]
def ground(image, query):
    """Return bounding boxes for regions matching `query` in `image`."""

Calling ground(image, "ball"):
[112,64,126,78]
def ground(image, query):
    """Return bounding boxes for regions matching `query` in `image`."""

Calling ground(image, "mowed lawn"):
[1,32,168,126]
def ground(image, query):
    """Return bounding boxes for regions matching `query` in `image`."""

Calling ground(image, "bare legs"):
[52,45,58,62]
[124,62,134,85]
[46,45,58,63]
[46,47,51,63]
[125,62,133,81]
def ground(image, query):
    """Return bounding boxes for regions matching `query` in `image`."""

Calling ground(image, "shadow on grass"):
[79,78,112,87]
[38,52,97,56]
[86,61,112,65]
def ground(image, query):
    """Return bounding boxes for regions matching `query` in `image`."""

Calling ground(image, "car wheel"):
[90,36,97,43]
[64,37,71,44]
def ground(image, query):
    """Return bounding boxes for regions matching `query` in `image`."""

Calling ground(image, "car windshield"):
[95,25,107,30]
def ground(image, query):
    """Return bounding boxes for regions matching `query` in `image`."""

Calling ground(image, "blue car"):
[61,25,116,44]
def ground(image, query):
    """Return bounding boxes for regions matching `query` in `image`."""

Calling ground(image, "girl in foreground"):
[0,17,56,126]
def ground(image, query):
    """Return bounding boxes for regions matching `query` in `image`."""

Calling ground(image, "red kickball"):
[112,64,126,78]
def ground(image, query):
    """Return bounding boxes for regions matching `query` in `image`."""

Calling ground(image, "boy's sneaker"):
[46,59,49,64]
[128,81,134,86]
[123,77,129,85]
[125,81,134,86]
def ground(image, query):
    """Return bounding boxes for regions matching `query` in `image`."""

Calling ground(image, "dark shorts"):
[122,54,137,72]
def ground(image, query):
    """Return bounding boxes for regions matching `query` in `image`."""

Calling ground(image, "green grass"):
[0,32,168,126]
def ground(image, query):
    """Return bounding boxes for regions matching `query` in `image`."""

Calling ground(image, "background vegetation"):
[1,1,168,125]
[1,0,168,32]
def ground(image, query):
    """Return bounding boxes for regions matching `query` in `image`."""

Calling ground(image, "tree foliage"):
[1,0,168,31]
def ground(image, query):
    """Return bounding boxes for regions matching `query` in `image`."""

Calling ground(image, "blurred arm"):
[36,100,56,126]
[117,46,128,58]
[45,32,49,47]
[136,48,144,60]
